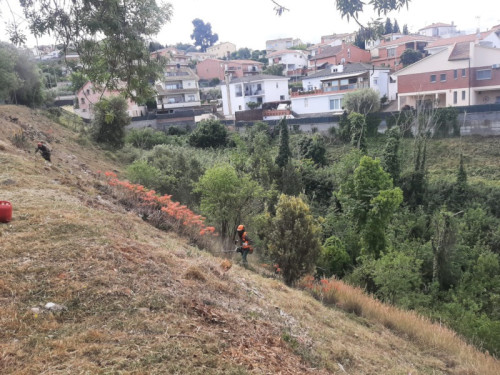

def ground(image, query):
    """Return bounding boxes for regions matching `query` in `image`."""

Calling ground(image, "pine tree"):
[403,24,409,35]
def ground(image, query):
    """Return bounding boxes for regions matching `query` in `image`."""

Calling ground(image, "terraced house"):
[155,66,201,112]
[393,42,500,109]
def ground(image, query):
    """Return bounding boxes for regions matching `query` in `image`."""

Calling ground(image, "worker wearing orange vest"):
[236,224,253,265]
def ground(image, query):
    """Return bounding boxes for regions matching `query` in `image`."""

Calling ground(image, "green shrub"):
[318,236,351,277]
[125,128,170,149]
[188,119,228,148]
[126,160,168,192]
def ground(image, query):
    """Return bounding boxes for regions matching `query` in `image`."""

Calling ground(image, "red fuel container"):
[0,201,12,223]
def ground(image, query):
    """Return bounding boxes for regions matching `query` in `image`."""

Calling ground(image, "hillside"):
[0,105,499,374]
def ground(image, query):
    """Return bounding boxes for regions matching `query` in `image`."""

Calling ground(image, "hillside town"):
[32,20,500,131]
[2,3,500,373]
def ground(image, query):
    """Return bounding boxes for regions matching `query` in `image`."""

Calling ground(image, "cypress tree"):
[275,117,291,168]
[382,126,401,183]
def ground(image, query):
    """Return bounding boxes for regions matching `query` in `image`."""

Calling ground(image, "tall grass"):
[299,276,499,375]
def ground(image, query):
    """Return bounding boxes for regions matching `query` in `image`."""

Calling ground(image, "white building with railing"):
[291,63,392,115]
[155,66,201,111]
[220,74,290,117]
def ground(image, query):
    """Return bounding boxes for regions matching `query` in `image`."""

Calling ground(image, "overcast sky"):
[1,0,499,49]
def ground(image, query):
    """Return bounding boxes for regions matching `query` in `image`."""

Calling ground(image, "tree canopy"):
[19,0,173,103]
[190,18,219,52]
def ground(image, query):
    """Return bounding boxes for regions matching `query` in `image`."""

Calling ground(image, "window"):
[476,69,492,80]
[462,91,466,100]
[454,70,458,79]
[86,89,90,95]
[276,83,279,88]
[387,48,396,57]
[329,98,342,110]
[440,73,446,82]
[81,98,85,104]
[304,98,308,108]
[430,74,436,83]
[453,91,457,104]
[280,95,285,100]
[462,69,466,77]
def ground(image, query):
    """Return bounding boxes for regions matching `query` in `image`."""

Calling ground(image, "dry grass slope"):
[0,105,499,374]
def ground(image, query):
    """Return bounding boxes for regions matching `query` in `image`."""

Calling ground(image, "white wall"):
[221,78,289,116]
[291,93,344,115]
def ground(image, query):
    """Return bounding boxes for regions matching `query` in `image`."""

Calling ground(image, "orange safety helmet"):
[237,224,245,232]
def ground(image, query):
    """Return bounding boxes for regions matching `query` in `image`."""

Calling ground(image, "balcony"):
[235,90,265,97]
[291,83,369,97]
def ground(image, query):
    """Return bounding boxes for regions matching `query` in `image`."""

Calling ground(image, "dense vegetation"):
[116,109,499,357]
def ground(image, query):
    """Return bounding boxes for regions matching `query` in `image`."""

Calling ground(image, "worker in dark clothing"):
[236,224,253,266]
[35,142,51,162]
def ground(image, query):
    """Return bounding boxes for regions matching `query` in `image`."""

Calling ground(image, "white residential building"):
[155,66,201,111]
[291,63,392,115]
[220,74,290,117]
[266,49,309,77]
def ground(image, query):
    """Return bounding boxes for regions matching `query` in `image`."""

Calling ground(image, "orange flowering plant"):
[99,170,219,241]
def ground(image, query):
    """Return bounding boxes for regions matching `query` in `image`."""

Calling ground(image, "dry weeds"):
[0,105,499,374]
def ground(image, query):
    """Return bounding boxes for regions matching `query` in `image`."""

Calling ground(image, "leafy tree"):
[384,17,393,34]
[393,19,401,33]
[230,47,252,60]
[126,160,167,192]
[22,1,172,103]
[263,64,285,76]
[297,159,334,211]
[343,88,380,116]
[354,19,385,49]
[339,156,403,258]
[0,43,21,101]
[125,128,170,149]
[275,117,291,168]
[191,18,219,52]
[319,235,351,277]
[91,96,131,148]
[175,43,195,51]
[69,71,88,93]
[348,112,367,152]
[188,119,228,148]
[400,49,423,67]
[195,164,263,238]
[149,41,165,52]
[297,134,327,166]
[373,250,423,305]
[0,43,45,106]
[268,194,321,285]
[335,0,410,24]
[338,109,351,142]
[251,49,267,63]
[382,126,401,183]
